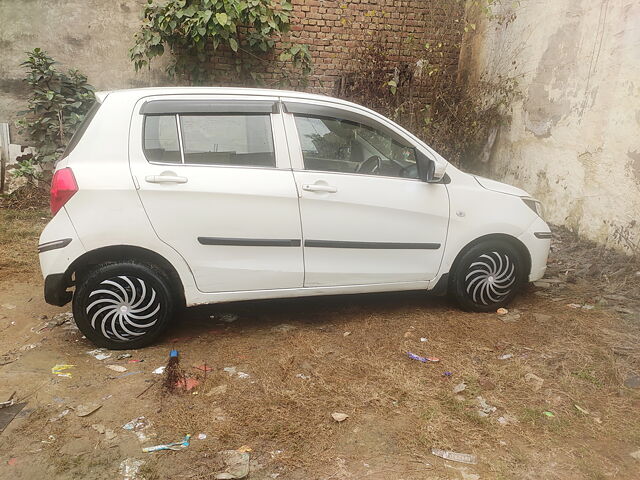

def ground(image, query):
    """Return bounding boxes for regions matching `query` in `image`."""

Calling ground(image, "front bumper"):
[518,216,551,282]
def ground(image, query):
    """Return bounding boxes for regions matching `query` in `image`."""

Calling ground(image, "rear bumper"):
[44,273,72,306]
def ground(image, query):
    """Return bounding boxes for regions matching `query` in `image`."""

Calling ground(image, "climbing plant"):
[130,0,312,85]
[16,48,95,173]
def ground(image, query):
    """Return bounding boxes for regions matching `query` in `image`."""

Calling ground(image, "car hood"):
[473,175,529,197]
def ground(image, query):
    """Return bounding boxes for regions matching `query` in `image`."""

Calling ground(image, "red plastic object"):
[50,167,78,215]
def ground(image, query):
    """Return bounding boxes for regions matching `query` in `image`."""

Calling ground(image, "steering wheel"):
[356,155,382,174]
[400,164,418,179]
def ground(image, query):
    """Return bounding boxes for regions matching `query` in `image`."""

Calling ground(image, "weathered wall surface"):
[461,0,640,253]
[0,0,171,139]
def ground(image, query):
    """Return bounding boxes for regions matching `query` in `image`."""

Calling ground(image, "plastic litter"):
[142,434,191,453]
[163,349,186,392]
[115,371,142,379]
[219,313,238,323]
[176,377,200,391]
[152,366,165,375]
[215,449,250,479]
[431,448,477,464]
[496,308,508,315]
[331,412,349,422]
[476,396,496,417]
[0,402,26,433]
[443,371,453,377]
[123,416,154,443]
[52,364,75,377]
[87,349,111,361]
[197,433,207,440]
[295,373,310,380]
[119,458,145,480]
[106,364,127,373]
[224,366,250,378]
[407,352,440,363]
[543,411,555,418]
[7,457,18,466]
[498,353,513,360]
[75,402,102,417]
[453,382,467,393]
[420,337,428,342]
[574,404,589,415]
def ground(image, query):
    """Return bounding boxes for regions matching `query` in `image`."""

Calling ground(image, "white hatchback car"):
[39,87,550,349]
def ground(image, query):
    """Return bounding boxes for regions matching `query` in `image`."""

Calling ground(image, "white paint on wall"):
[461,0,640,253]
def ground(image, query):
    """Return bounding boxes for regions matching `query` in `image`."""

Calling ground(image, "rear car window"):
[143,115,181,164]
[180,114,275,167]
[61,101,100,160]
[142,113,275,167]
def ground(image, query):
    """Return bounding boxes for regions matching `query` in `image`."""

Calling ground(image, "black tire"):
[72,262,174,349]
[449,240,526,312]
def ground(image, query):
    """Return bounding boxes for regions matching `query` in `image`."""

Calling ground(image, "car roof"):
[95,87,361,109]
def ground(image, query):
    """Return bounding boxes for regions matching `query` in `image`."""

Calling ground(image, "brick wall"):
[284,0,464,97]
[205,0,464,102]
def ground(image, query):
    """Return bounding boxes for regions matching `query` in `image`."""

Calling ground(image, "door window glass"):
[294,115,418,178]
[180,115,275,167]
[143,115,181,163]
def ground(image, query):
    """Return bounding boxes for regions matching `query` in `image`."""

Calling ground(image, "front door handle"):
[145,174,188,184]
[302,184,337,193]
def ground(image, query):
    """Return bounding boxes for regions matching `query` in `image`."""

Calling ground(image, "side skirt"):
[185,280,435,307]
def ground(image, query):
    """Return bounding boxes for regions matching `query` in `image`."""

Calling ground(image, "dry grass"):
[1,208,639,479]
[0,208,49,279]
[144,290,640,479]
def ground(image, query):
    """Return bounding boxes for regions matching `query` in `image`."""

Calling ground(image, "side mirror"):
[416,151,437,183]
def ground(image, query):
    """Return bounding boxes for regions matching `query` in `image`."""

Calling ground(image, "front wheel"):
[72,262,174,349]
[449,241,525,312]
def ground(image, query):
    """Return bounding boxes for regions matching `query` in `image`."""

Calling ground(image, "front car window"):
[294,114,418,179]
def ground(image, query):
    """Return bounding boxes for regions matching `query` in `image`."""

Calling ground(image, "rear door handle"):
[145,175,188,184]
[302,184,337,193]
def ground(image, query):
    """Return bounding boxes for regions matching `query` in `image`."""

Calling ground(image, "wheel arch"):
[65,245,186,307]
[446,233,532,288]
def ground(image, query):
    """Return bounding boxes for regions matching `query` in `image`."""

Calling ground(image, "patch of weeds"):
[571,369,603,387]
[520,407,542,425]
[138,462,160,480]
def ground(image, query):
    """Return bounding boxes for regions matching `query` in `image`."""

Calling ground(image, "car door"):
[129,96,303,293]
[282,99,450,287]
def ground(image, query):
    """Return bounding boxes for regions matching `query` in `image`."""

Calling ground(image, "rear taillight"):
[50,167,78,216]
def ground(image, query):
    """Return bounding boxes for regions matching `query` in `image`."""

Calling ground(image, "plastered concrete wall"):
[461,0,640,253]
[0,0,171,140]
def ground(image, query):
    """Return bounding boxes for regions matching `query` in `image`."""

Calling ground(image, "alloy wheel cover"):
[86,275,161,341]
[464,252,516,305]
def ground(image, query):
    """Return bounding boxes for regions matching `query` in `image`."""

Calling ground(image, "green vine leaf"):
[129,0,312,84]
[215,12,228,26]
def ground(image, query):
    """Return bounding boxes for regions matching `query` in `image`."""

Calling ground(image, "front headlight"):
[522,197,544,219]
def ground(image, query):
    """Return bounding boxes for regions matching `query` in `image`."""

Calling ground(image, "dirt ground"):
[1,207,639,480]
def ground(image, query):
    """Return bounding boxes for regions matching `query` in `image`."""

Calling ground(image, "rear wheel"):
[450,240,525,312]
[72,262,174,349]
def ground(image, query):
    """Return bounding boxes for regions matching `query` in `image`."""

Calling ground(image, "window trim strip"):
[140,99,278,115]
[175,114,186,164]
